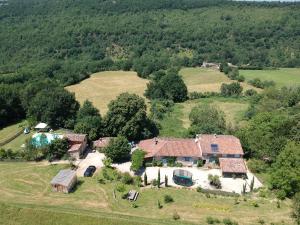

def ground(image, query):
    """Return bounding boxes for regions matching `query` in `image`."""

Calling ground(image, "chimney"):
[214,134,217,138]
[154,137,158,145]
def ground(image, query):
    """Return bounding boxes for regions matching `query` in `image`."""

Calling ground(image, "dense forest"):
[0,0,299,86]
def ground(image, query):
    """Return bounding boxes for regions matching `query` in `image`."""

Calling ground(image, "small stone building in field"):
[50,169,77,193]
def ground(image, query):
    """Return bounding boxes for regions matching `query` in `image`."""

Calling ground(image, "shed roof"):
[68,143,82,152]
[138,138,201,158]
[35,123,48,129]
[50,169,76,186]
[219,158,247,174]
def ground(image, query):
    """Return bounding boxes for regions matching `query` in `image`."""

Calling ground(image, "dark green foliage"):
[143,172,147,186]
[121,172,134,185]
[74,100,102,140]
[104,136,131,163]
[206,216,221,224]
[165,175,168,187]
[250,177,255,192]
[223,218,239,225]
[237,112,294,160]
[46,138,69,161]
[172,211,180,220]
[0,148,19,160]
[248,78,275,89]
[189,105,226,135]
[197,160,204,167]
[157,169,161,188]
[247,159,268,173]
[244,89,257,97]
[0,84,25,128]
[23,138,44,161]
[292,192,300,225]
[26,88,79,128]
[164,194,174,203]
[189,91,220,100]
[150,100,174,120]
[208,174,222,189]
[270,141,300,198]
[221,82,243,97]
[157,200,163,209]
[104,93,158,141]
[130,149,145,172]
[145,71,188,103]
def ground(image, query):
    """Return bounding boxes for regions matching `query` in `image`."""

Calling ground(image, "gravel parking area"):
[142,167,262,194]
[76,151,105,177]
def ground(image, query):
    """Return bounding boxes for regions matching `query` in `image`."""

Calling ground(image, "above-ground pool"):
[173,169,193,187]
[32,133,63,147]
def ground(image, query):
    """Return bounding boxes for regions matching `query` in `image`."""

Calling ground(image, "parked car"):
[84,166,96,177]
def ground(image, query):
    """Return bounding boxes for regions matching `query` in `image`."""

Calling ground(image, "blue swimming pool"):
[32,133,63,147]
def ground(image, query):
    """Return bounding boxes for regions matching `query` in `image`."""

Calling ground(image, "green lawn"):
[0,162,294,225]
[0,121,26,144]
[158,97,249,137]
[240,68,300,87]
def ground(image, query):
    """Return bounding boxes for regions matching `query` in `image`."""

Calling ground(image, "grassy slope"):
[159,97,249,137]
[66,71,149,114]
[0,162,294,225]
[240,68,300,87]
[0,121,25,143]
[180,67,260,93]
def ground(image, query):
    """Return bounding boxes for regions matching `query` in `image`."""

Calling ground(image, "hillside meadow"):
[0,162,294,225]
[66,71,149,114]
[240,68,300,87]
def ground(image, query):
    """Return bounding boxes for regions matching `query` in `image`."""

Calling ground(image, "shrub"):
[197,160,204,167]
[196,186,202,193]
[206,216,221,224]
[220,82,243,97]
[164,195,174,203]
[167,157,176,167]
[258,219,265,225]
[172,211,180,220]
[174,162,183,167]
[103,157,112,168]
[132,203,138,208]
[152,179,158,186]
[165,175,168,187]
[156,160,163,167]
[223,218,238,225]
[121,172,134,185]
[252,201,259,207]
[116,183,126,193]
[143,172,148,186]
[244,89,257,97]
[208,174,222,189]
[157,200,163,209]
[134,176,142,187]
[98,178,106,184]
[130,149,145,172]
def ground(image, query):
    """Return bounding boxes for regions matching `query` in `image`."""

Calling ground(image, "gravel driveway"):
[76,151,105,177]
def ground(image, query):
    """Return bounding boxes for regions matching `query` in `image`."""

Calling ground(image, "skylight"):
[211,144,219,152]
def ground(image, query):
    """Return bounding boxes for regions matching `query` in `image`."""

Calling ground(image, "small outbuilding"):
[34,122,49,132]
[50,169,77,193]
[219,158,247,178]
[93,137,112,151]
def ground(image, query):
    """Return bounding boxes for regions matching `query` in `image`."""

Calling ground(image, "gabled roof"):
[138,138,201,158]
[65,133,87,142]
[50,169,76,186]
[198,134,244,155]
[93,137,112,148]
[35,122,48,129]
[68,143,82,152]
[219,158,247,174]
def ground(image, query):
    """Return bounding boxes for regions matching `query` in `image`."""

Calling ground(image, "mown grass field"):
[180,67,260,93]
[66,71,149,114]
[240,68,300,87]
[0,162,294,225]
[0,121,25,144]
[158,97,249,138]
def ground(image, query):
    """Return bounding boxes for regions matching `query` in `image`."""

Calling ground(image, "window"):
[184,157,191,162]
[211,144,219,152]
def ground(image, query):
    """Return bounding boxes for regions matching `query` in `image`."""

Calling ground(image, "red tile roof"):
[65,133,87,143]
[93,137,112,148]
[68,143,82,152]
[219,158,247,174]
[138,138,201,158]
[199,134,244,155]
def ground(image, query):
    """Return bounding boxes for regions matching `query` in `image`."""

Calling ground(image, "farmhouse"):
[65,133,87,159]
[93,137,112,150]
[50,169,77,193]
[138,134,246,176]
